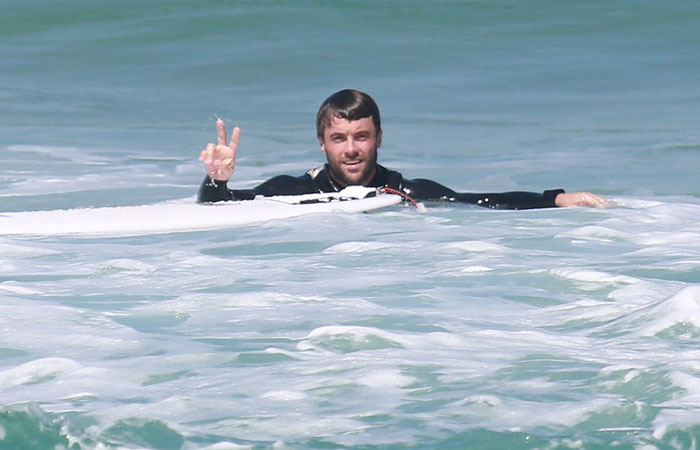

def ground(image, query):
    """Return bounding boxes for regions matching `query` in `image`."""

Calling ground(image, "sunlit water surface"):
[1,1,700,448]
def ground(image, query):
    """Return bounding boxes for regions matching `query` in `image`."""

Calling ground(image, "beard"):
[326,148,378,188]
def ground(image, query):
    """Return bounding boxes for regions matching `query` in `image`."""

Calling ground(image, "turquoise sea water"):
[1,1,700,448]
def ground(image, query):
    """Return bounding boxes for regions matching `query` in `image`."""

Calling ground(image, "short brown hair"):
[316,89,381,139]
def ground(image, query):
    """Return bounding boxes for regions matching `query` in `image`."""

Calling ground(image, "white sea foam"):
[550,268,639,285]
[355,369,415,389]
[0,241,60,257]
[298,326,408,351]
[555,225,630,242]
[200,443,253,450]
[634,286,700,338]
[448,394,620,431]
[322,241,397,254]
[457,265,493,273]
[635,231,700,247]
[652,370,700,441]
[438,241,512,253]
[260,390,307,401]
[0,282,43,295]
[3,7,700,445]
[0,358,83,388]
[0,300,146,358]
[101,259,157,272]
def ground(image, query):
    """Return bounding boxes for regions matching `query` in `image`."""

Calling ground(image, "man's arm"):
[403,178,606,210]
[197,176,258,203]
[454,189,565,209]
[196,120,324,203]
[197,173,322,203]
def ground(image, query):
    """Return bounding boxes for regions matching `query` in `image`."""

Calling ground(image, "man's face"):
[319,116,382,187]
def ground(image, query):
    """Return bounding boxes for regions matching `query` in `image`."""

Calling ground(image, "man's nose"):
[345,138,359,154]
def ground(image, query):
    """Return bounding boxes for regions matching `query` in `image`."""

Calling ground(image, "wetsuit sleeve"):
[403,178,564,210]
[197,176,255,202]
[453,189,565,209]
[196,174,318,203]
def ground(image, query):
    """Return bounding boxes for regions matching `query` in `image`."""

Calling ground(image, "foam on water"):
[2,0,700,446]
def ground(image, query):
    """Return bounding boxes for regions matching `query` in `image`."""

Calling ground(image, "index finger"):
[217,119,227,146]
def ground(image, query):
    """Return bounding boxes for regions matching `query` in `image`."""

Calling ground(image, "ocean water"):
[1,1,700,448]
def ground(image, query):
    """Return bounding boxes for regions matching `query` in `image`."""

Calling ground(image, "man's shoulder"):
[304,164,338,192]
[254,173,317,196]
[305,164,326,180]
[375,164,404,189]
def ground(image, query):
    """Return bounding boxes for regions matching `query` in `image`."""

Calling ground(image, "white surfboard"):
[0,186,402,237]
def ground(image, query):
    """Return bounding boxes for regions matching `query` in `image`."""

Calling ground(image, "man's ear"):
[319,137,327,155]
[376,127,383,149]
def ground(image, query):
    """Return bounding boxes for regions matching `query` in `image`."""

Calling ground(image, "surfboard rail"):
[0,187,402,237]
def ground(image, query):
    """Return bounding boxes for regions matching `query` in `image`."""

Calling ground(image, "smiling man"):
[320,116,378,188]
[197,89,606,209]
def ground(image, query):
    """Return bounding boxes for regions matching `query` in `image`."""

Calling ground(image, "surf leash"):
[381,187,427,212]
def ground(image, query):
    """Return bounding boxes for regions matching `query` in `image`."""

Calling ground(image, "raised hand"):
[199,119,241,181]
[555,192,608,208]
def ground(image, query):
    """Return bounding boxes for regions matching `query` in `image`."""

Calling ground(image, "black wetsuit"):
[197,164,564,210]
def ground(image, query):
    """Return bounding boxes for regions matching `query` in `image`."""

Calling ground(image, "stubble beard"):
[327,149,378,188]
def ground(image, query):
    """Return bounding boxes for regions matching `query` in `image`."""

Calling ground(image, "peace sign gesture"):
[199,119,241,181]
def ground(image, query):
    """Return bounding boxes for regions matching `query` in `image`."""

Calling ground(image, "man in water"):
[197,89,606,209]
